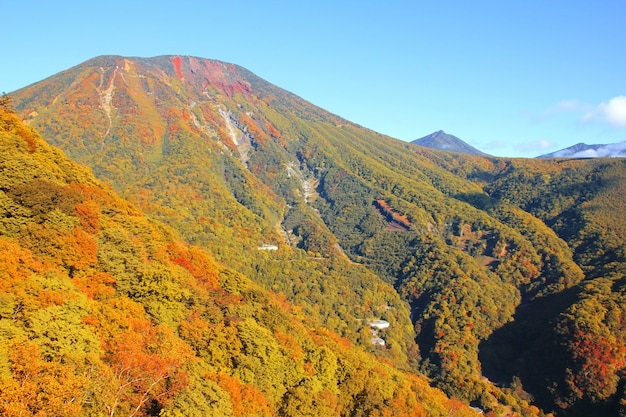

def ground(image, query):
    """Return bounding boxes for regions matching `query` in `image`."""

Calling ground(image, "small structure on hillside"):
[368,319,390,330]
[371,337,386,346]
[368,319,390,346]
[257,244,278,251]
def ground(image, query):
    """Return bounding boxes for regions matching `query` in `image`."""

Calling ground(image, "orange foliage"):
[210,373,273,417]
[167,241,219,289]
[104,318,193,416]
[274,330,303,361]
[0,108,38,152]
[317,327,352,351]
[178,314,211,351]
[265,121,280,138]
[0,341,86,417]
[0,239,43,282]
[18,222,98,272]
[75,200,101,234]
[67,227,98,270]
[69,183,116,209]
[37,287,66,307]
[239,113,267,143]
[445,398,469,416]
[73,271,116,300]
[374,200,412,228]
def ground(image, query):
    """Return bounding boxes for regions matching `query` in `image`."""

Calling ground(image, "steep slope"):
[10,55,625,415]
[410,150,626,416]
[412,130,488,156]
[0,107,481,416]
[473,157,626,415]
[12,55,420,365]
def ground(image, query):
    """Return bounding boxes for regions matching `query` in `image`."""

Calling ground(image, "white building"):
[368,320,390,330]
[257,244,278,251]
[371,337,386,346]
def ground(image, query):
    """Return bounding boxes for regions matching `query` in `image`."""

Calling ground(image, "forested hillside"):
[9,55,626,416]
[457,156,626,415]
[396,150,626,416]
[0,105,480,416]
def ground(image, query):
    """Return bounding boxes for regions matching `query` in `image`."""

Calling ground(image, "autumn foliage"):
[7,54,626,416]
[0,108,470,416]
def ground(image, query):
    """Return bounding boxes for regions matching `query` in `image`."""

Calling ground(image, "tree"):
[0,93,12,112]
[0,340,87,417]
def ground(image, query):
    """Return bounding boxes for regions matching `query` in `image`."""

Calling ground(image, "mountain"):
[0,104,468,416]
[411,130,488,156]
[9,55,626,416]
[537,141,626,158]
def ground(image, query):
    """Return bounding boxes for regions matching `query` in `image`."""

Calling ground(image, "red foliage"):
[374,200,412,229]
[171,56,184,79]
[566,329,626,401]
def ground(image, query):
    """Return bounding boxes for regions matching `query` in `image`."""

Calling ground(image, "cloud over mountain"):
[568,141,626,158]
[538,140,626,158]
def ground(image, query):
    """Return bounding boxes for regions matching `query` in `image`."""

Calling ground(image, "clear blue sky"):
[2,1,625,157]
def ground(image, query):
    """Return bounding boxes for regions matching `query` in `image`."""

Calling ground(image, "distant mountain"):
[537,141,626,158]
[411,130,488,156]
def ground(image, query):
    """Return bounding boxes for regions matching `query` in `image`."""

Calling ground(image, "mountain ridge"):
[8,55,626,416]
[537,140,626,158]
[0,107,468,416]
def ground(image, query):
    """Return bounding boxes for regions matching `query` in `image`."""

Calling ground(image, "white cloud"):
[553,141,626,158]
[583,96,626,128]
[554,148,596,158]
[603,96,626,127]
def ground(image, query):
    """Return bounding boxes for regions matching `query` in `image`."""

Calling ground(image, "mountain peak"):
[411,130,488,156]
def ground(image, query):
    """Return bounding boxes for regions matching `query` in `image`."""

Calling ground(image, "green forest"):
[0,106,475,417]
[4,55,626,416]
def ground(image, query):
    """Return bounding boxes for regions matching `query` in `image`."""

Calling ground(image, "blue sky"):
[2,1,625,157]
